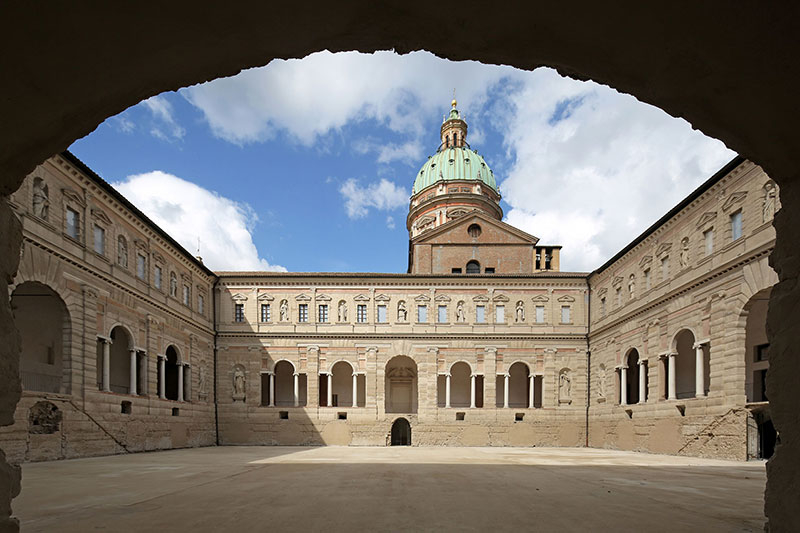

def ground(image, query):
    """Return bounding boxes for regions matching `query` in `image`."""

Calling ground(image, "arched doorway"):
[391,417,411,446]
[625,349,641,405]
[108,326,133,394]
[673,329,697,400]
[385,355,417,413]
[164,345,180,401]
[10,282,69,393]
[743,287,777,459]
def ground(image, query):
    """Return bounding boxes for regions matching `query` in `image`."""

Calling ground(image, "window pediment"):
[231,293,248,302]
[61,187,85,207]
[353,294,370,302]
[434,294,451,302]
[152,251,166,264]
[472,295,489,303]
[414,294,431,302]
[315,293,331,301]
[557,295,575,303]
[531,294,549,303]
[655,242,672,257]
[612,276,624,288]
[257,293,274,302]
[596,288,608,298]
[696,211,717,229]
[375,294,391,302]
[90,207,112,226]
[638,255,652,268]
[722,191,747,212]
[492,294,509,302]
[295,293,311,302]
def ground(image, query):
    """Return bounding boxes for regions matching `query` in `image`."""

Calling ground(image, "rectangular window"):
[318,304,329,323]
[356,304,367,323]
[476,305,485,323]
[484,267,495,273]
[377,304,387,323]
[495,305,505,323]
[182,285,190,306]
[298,304,308,323]
[615,287,622,306]
[136,254,146,280]
[451,267,462,273]
[66,207,80,240]
[561,306,571,323]
[417,305,427,323]
[704,228,714,255]
[261,303,270,322]
[93,225,105,255]
[600,297,606,317]
[234,303,244,322]
[437,305,447,323]
[535,305,544,323]
[643,268,651,291]
[154,265,162,289]
[730,211,743,241]
[198,295,204,315]
[661,256,669,280]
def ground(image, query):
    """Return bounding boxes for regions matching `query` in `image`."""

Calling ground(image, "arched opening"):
[385,355,417,414]
[446,362,472,408]
[108,325,133,394]
[673,329,697,400]
[274,360,298,406]
[508,362,530,408]
[743,287,777,460]
[625,349,641,405]
[390,417,411,446]
[164,345,180,401]
[10,282,69,393]
[323,361,364,408]
[466,260,481,274]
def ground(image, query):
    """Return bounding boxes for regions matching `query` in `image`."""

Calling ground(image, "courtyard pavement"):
[15,446,766,532]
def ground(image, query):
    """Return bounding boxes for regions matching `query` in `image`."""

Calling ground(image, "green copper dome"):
[413,146,497,195]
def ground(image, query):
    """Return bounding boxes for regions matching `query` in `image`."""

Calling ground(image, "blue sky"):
[69,51,734,273]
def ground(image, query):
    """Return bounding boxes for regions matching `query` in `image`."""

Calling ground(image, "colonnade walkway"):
[17,446,766,532]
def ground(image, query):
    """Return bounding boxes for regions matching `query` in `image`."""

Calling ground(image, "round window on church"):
[467,224,482,238]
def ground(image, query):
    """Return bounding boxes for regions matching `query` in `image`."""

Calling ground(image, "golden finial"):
[452,88,457,108]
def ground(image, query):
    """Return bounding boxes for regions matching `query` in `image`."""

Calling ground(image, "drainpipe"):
[213,279,219,446]
[585,283,591,448]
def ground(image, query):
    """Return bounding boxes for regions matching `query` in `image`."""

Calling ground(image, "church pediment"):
[413,211,539,246]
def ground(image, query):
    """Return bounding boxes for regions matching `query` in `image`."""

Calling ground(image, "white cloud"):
[113,116,135,133]
[386,216,396,230]
[496,68,735,271]
[339,178,408,219]
[182,50,512,149]
[112,171,285,272]
[142,95,185,141]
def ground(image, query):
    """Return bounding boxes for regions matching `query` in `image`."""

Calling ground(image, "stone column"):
[327,372,333,407]
[528,373,535,408]
[293,373,299,407]
[503,374,509,408]
[102,338,111,392]
[445,373,451,408]
[269,373,275,407]
[620,365,628,406]
[158,355,166,399]
[668,352,677,400]
[129,349,137,395]
[352,372,358,408]
[177,363,184,402]
[470,374,476,408]
[639,360,647,404]
[694,342,706,398]
[184,364,191,401]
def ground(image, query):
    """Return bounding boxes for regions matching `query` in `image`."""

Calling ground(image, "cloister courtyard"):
[17,446,765,532]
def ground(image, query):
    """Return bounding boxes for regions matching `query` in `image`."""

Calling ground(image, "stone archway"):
[1,4,799,530]
[390,418,411,446]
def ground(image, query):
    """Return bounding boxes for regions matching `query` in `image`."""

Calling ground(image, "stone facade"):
[587,158,777,460]
[0,147,777,462]
[215,273,588,446]
[1,153,216,463]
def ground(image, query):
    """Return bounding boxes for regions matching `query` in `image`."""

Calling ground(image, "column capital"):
[484,346,497,355]
[260,370,274,375]
[97,335,112,344]
[157,354,165,360]
[693,339,710,349]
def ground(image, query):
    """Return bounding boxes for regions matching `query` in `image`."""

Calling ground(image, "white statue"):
[170,272,178,297]
[679,238,690,269]
[280,300,289,322]
[559,370,572,402]
[628,275,635,299]
[338,300,347,322]
[515,300,525,323]
[117,236,128,268]
[198,365,208,396]
[763,182,777,222]
[456,301,466,322]
[598,365,606,398]
[32,178,49,220]
[233,366,246,398]
[397,300,407,322]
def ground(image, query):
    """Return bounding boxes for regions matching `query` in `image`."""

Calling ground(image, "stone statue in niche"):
[338,300,347,322]
[232,365,246,401]
[763,181,777,222]
[117,236,128,268]
[32,177,49,220]
[456,301,466,322]
[280,299,289,322]
[679,238,690,269]
[198,364,208,399]
[169,272,178,297]
[597,364,607,400]
[628,275,635,299]
[559,370,572,404]
[397,300,407,322]
[515,300,525,322]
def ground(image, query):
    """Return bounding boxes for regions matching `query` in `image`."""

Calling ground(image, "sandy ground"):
[15,446,766,532]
